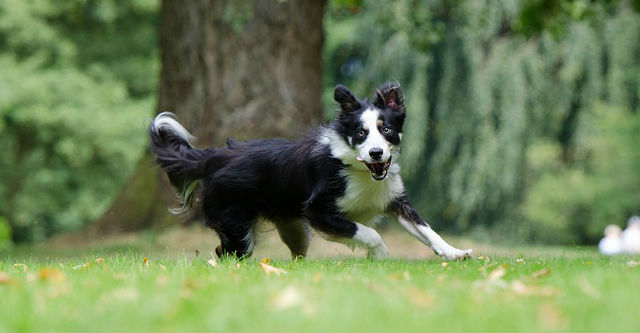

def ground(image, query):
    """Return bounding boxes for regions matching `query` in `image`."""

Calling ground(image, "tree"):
[93,0,326,233]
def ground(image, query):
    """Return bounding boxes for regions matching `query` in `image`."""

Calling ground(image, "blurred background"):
[1,0,639,250]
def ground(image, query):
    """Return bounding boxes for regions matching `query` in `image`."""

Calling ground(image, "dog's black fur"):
[149,83,472,260]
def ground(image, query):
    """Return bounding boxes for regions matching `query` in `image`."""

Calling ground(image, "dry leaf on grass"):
[272,286,302,310]
[488,264,509,280]
[38,268,65,283]
[403,287,434,308]
[441,262,448,267]
[537,302,567,330]
[311,273,323,283]
[516,258,525,264]
[389,271,411,281]
[259,258,287,276]
[510,280,558,297]
[576,277,601,300]
[478,256,491,261]
[156,275,169,286]
[13,264,28,272]
[73,263,93,270]
[95,258,105,264]
[531,268,552,279]
[207,258,218,268]
[0,272,14,285]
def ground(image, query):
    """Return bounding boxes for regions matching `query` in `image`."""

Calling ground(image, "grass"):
[1,237,640,332]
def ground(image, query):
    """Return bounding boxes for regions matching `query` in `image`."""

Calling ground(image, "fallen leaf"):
[472,278,507,293]
[388,271,411,281]
[73,263,93,270]
[311,273,323,283]
[510,280,557,297]
[110,287,140,302]
[207,258,218,268]
[537,303,567,329]
[259,258,286,276]
[0,272,14,284]
[367,283,383,293]
[576,277,601,300]
[441,262,448,267]
[183,278,204,290]
[478,256,491,261]
[403,287,434,308]
[531,268,552,279]
[38,268,65,283]
[13,264,28,272]
[95,258,105,264]
[478,262,498,274]
[516,258,525,264]
[156,275,169,286]
[488,264,508,280]
[272,287,301,310]
[158,264,167,271]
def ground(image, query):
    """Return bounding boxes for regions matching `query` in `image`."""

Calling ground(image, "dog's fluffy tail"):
[148,112,207,214]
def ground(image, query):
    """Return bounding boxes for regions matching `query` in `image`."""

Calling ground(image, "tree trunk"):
[92,0,325,234]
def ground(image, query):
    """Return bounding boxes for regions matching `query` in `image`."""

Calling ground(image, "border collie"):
[148,83,472,260]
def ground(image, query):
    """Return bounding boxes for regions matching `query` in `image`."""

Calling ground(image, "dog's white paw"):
[437,247,472,261]
[367,244,390,259]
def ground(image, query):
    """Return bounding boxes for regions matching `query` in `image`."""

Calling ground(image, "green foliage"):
[0,0,158,242]
[524,105,640,243]
[0,217,10,250]
[325,0,640,244]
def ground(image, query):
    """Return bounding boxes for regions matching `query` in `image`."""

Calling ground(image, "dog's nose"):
[369,148,383,161]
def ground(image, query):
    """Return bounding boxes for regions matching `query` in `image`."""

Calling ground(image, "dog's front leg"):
[388,196,472,260]
[304,203,389,259]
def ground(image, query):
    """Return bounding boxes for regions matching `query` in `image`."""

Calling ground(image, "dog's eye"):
[357,129,366,137]
[383,127,392,134]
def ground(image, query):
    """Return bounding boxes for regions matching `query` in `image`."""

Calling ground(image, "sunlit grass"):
[1,248,639,332]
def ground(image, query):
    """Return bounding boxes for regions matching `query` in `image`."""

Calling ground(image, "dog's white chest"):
[336,165,404,224]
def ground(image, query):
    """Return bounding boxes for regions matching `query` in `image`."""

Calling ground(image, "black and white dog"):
[149,83,472,260]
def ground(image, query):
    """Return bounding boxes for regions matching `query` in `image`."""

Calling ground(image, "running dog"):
[148,83,472,260]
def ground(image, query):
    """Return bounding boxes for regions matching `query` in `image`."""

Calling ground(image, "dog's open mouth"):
[357,156,392,181]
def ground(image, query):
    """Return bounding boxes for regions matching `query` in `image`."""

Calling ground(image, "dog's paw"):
[438,247,472,261]
[367,244,390,259]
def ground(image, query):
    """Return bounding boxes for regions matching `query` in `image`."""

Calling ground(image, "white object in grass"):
[622,216,640,254]
[599,224,624,255]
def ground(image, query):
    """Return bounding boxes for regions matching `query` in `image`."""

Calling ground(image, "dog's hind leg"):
[274,219,311,259]
[205,206,257,260]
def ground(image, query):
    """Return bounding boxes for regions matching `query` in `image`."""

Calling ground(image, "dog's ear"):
[374,83,405,113]
[334,84,360,113]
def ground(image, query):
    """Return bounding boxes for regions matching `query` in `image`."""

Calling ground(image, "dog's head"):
[332,82,406,181]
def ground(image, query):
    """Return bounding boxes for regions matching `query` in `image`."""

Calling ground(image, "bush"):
[0,0,158,242]
[0,56,151,242]
[522,105,640,244]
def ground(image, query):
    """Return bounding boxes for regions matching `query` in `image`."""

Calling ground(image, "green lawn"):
[1,243,639,332]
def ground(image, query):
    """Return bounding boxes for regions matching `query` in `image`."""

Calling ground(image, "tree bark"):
[92,0,325,234]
